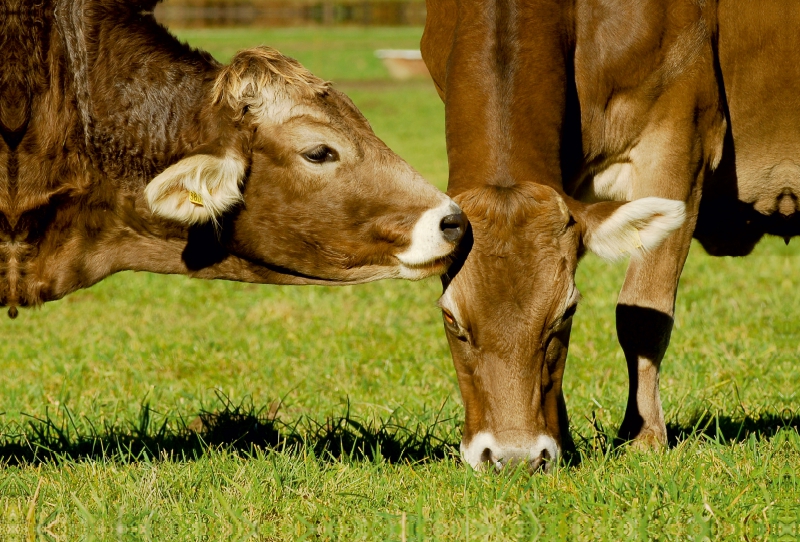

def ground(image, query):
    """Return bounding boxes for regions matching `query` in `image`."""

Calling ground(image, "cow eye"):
[442,309,469,342]
[302,145,338,164]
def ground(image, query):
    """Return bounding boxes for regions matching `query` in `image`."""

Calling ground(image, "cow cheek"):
[541,322,572,442]
[448,337,485,440]
[227,201,335,272]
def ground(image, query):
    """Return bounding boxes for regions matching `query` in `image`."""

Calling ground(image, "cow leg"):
[615,192,700,448]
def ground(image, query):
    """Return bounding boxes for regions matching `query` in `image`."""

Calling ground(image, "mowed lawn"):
[1,27,799,540]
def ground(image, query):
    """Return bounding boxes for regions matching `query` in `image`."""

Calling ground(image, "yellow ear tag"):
[188,191,204,207]
[621,228,644,254]
[633,229,643,249]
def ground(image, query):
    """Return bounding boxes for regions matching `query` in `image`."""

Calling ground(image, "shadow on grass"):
[571,407,800,464]
[3,399,797,468]
[0,395,460,467]
[666,408,800,446]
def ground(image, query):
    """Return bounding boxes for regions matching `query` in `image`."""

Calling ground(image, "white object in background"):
[374,49,430,80]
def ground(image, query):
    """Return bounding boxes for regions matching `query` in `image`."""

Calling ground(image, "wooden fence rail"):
[154,0,427,27]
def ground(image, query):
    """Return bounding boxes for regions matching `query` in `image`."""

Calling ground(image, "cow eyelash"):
[303,145,338,164]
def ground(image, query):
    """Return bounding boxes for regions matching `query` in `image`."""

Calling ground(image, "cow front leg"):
[615,201,698,448]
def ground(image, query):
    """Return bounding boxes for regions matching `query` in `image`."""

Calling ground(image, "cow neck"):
[65,1,223,182]
[443,0,575,201]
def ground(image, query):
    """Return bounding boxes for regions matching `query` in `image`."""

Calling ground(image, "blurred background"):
[155,0,427,27]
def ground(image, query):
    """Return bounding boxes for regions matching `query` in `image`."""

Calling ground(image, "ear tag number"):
[189,191,205,206]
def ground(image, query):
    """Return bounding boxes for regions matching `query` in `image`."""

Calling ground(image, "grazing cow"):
[423,0,796,471]
[0,0,466,317]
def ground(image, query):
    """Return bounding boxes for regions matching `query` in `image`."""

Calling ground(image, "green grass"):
[2,27,799,541]
[173,27,425,81]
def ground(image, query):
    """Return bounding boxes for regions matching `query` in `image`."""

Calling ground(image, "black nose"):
[440,212,467,243]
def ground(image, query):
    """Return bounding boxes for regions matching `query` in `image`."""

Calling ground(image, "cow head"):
[440,183,684,471]
[145,47,465,283]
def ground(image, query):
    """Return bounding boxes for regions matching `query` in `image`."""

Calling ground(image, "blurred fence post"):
[322,1,335,25]
[154,0,427,28]
[362,0,372,26]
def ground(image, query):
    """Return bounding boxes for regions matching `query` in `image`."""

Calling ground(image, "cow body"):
[0,0,465,317]
[423,0,798,469]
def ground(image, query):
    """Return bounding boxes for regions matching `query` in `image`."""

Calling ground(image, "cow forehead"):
[443,245,576,327]
[441,190,579,321]
[249,93,329,126]
[252,93,374,147]
[463,212,576,264]
[456,185,570,236]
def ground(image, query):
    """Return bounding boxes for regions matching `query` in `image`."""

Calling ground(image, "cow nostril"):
[480,448,494,464]
[531,446,555,474]
[440,212,467,243]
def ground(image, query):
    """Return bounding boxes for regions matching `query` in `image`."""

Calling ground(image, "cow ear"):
[582,197,686,261]
[145,153,246,225]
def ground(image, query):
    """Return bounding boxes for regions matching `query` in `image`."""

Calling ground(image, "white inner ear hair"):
[145,153,246,225]
[586,197,686,261]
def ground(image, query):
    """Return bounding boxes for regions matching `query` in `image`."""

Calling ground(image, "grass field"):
[1,27,799,541]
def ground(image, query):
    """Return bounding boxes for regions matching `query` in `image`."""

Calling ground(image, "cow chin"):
[460,431,560,473]
[342,262,451,283]
[349,254,452,282]
[396,255,453,280]
[278,256,454,285]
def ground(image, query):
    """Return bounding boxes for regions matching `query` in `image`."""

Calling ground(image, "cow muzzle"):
[396,199,466,267]
[460,431,560,473]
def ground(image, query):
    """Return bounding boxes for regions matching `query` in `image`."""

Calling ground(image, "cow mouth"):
[397,254,453,279]
[405,252,453,269]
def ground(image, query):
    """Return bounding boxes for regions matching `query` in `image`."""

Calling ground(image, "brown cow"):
[0,0,466,316]
[423,0,795,471]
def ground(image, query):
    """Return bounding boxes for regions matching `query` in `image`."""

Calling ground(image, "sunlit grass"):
[1,26,798,540]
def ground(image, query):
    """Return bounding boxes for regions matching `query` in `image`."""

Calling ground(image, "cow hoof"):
[629,432,667,451]
[617,423,667,450]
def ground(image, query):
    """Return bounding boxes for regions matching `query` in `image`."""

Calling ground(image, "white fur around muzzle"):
[396,199,462,267]
[460,431,560,473]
